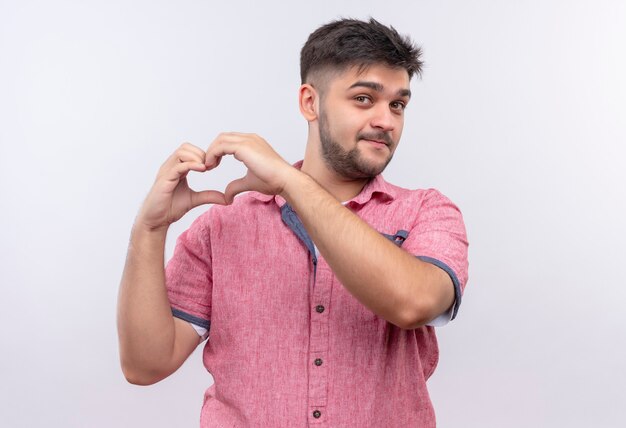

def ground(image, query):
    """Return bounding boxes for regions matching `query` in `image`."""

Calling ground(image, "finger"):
[224,176,252,204]
[205,154,222,171]
[205,141,241,168]
[190,190,227,208]
[205,133,250,168]
[163,161,206,182]
[179,142,206,159]
[171,149,205,165]
[163,150,202,171]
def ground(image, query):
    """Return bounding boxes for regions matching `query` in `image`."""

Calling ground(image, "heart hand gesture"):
[136,134,296,231]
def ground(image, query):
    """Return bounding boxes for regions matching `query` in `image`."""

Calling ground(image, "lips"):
[362,139,389,147]
[358,132,392,147]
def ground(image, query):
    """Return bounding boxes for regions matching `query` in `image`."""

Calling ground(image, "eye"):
[390,101,407,111]
[354,95,373,105]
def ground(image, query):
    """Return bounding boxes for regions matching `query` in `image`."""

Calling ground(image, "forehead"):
[329,64,411,93]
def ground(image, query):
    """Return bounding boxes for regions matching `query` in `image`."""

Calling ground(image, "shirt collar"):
[347,173,396,206]
[248,160,397,206]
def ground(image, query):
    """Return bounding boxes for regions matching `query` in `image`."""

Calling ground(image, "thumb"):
[190,190,227,208]
[224,176,252,204]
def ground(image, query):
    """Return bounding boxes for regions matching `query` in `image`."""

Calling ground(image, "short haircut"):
[300,18,423,86]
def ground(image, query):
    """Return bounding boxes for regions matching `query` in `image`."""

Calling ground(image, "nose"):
[370,105,396,132]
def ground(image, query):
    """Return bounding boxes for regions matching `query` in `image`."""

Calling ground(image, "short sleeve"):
[165,211,213,332]
[402,189,469,321]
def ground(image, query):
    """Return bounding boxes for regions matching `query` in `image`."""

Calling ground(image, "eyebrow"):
[348,81,411,98]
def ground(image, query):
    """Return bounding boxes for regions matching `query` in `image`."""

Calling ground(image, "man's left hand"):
[205,132,297,204]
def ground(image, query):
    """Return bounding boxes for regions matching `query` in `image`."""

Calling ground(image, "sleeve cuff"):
[172,307,211,330]
[415,255,463,321]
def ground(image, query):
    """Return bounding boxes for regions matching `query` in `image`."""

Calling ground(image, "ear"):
[299,84,318,122]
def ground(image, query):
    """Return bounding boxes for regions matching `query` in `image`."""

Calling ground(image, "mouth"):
[358,132,393,148]
[361,138,389,148]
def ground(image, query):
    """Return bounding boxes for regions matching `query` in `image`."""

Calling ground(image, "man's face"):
[317,64,411,179]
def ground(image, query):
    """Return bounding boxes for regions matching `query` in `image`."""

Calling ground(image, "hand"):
[136,143,227,231]
[205,132,297,204]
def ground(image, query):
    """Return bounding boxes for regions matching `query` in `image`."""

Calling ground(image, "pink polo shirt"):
[165,172,468,427]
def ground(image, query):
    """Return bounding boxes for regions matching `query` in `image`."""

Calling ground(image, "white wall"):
[1,1,624,426]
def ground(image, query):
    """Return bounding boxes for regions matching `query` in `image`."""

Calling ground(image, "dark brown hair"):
[300,18,423,85]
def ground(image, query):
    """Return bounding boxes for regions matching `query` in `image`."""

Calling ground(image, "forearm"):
[281,171,452,328]
[117,225,180,382]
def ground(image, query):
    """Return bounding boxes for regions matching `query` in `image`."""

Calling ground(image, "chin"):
[351,158,391,178]
[358,152,393,176]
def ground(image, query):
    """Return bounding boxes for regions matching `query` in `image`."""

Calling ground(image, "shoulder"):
[376,179,465,232]
[380,177,458,211]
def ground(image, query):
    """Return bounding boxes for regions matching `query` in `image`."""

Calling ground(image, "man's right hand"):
[136,143,227,231]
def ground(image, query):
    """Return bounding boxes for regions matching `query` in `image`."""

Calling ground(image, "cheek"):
[332,112,359,139]
[393,119,404,140]
[395,128,403,142]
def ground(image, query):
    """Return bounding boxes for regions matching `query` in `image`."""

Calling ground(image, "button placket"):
[308,259,333,422]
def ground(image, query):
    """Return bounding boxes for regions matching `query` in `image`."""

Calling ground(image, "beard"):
[319,110,395,180]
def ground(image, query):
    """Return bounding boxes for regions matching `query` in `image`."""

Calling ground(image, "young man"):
[118,18,468,427]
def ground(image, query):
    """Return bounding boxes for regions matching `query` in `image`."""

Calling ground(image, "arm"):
[280,172,454,329]
[204,133,455,330]
[117,143,226,385]
[117,227,202,385]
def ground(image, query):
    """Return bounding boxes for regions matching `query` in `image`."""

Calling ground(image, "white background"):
[1,1,625,427]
